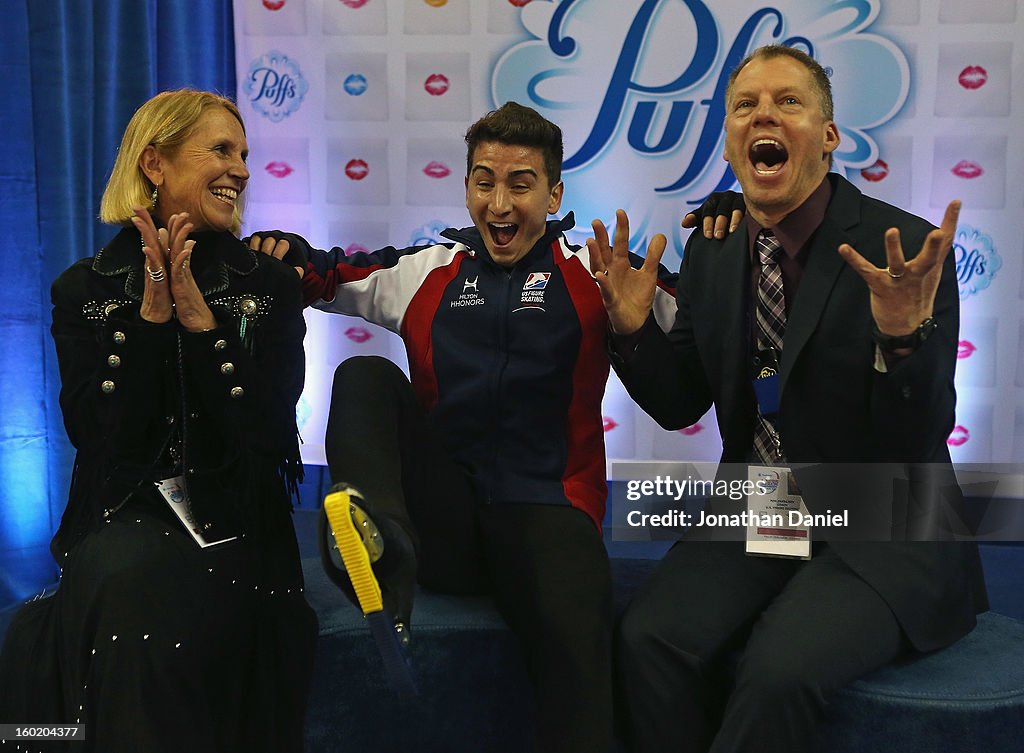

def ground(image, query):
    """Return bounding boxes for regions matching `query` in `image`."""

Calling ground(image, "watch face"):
[912,317,938,347]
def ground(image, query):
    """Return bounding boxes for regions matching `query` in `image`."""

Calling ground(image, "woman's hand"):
[132,208,218,332]
[163,212,219,332]
[133,207,175,323]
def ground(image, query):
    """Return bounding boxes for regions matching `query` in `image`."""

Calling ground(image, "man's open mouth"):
[749,139,788,175]
[489,222,518,246]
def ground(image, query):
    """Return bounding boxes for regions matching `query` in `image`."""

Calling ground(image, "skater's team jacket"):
[284,214,677,530]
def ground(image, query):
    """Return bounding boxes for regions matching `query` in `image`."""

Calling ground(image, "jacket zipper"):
[484,268,514,503]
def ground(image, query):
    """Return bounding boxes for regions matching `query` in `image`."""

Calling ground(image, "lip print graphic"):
[343,74,368,96]
[339,0,369,8]
[957,340,976,359]
[265,161,294,178]
[424,0,448,6]
[263,0,285,9]
[508,0,532,6]
[424,74,450,96]
[860,160,889,182]
[946,426,970,447]
[345,326,373,343]
[345,159,369,181]
[345,243,370,256]
[951,161,983,179]
[678,423,703,436]
[602,417,618,432]
[423,161,451,179]
[958,66,988,90]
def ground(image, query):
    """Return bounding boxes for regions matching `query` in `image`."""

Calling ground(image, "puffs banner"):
[234,0,1023,468]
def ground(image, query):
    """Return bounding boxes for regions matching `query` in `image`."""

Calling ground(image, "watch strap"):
[871,317,937,353]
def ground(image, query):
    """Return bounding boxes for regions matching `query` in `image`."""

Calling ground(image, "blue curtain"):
[0,0,236,604]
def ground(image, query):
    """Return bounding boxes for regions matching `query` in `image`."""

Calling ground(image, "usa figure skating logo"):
[244,51,308,122]
[524,272,551,290]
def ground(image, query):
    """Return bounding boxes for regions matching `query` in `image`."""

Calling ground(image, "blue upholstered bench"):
[1,544,1019,751]
[301,556,1024,753]
[818,611,1024,752]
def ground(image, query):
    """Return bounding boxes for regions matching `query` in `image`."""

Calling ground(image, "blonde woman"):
[0,90,316,752]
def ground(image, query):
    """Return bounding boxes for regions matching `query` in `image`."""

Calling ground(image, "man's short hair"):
[726,44,834,121]
[464,102,563,187]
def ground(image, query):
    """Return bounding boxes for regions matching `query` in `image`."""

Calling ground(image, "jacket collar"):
[93,226,258,300]
[441,213,576,268]
[778,173,861,394]
[708,218,752,387]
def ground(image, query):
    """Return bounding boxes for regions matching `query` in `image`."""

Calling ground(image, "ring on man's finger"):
[885,266,904,279]
[146,263,166,283]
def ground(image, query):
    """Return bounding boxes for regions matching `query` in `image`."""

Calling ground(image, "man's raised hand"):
[588,209,667,335]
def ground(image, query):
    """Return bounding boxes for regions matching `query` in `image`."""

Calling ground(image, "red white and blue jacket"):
[290,214,676,530]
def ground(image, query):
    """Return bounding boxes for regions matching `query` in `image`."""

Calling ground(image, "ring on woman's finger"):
[146,263,166,283]
[885,266,904,279]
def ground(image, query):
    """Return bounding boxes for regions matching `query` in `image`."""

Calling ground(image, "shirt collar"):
[744,176,832,259]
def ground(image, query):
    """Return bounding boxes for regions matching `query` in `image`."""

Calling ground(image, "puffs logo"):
[408,220,449,247]
[244,51,308,122]
[491,0,908,264]
[954,225,1001,301]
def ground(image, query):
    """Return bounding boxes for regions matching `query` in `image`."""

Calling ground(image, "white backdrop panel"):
[234,0,1023,468]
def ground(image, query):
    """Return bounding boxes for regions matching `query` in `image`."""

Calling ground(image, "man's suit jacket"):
[614,174,987,652]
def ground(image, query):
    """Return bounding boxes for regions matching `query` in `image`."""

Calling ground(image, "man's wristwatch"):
[871,317,938,353]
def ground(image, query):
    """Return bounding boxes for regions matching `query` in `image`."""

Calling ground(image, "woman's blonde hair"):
[99,89,246,234]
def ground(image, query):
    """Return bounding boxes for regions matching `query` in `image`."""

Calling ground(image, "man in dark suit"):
[587,44,987,753]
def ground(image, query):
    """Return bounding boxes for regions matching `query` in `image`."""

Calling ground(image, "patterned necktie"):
[753,230,786,463]
[755,230,786,352]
